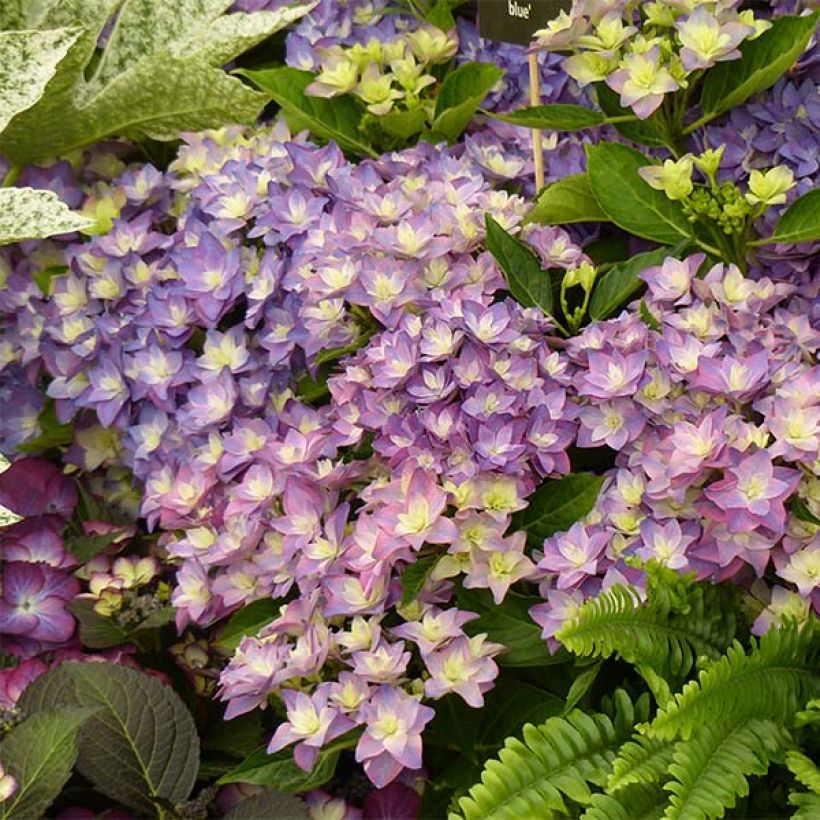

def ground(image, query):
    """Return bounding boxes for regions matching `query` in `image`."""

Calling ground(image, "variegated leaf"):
[0,187,94,245]
[0,28,83,133]
[0,0,319,162]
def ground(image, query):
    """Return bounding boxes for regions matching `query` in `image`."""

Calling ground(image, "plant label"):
[477,0,572,46]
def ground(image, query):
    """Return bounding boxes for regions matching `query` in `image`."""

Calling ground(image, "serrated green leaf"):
[239,66,377,158]
[456,587,565,667]
[589,247,676,321]
[586,144,694,246]
[485,214,553,315]
[526,173,609,226]
[698,13,819,124]
[0,708,98,820]
[492,104,606,131]
[215,597,281,651]
[0,188,94,246]
[19,662,199,814]
[512,473,604,549]
[762,188,820,245]
[431,62,504,142]
[400,555,438,607]
[0,0,317,162]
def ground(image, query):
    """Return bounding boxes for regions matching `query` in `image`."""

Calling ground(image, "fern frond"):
[789,790,820,819]
[455,691,647,820]
[663,718,791,819]
[645,620,820,741]
[786,750,820,794]
[557,580,736,681]
[607,734,674,792]
[580,783,668,820]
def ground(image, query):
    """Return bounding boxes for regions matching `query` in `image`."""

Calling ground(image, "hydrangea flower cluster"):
[0,117,596,787]
[0,458,80,659]
[532,0,771,117]
[530,253,819,647]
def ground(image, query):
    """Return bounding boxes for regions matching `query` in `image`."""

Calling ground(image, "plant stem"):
[1,163,21,187]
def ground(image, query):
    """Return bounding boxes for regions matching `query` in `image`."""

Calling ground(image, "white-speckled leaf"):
[0,187,94,245]
[173,4,321,67]
[0,28,83,133]
[90,0,231,88]
[0,0,27,29]
[0,0,317,162]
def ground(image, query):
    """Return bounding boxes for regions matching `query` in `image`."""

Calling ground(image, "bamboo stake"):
[528,52,544,191]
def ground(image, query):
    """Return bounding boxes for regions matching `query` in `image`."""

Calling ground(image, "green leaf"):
[563,660,603,716]
[31,264,69,296]
[224,790,310,820]
[19,662,200,814]
[595,83,667,147]
[378,107,427,141]
[400,555,438,607]
[218,744,342,791]
[425,0,456,31]
[791,497,820,527]
[512,473,604,549]
[492,104,606,131]
[698,13,820,124]
[586,144,694,246]
[0,708,98,820]
[485,214,553,315]
[526,173,609,226]
[640,299,662,332]
[239,66,377,158]
[762,188,820,245]
[0,188,93,246]
[215,597,280,652]
[0,1,318,163]
[589,247,675,321]
[66,528,129,564]
[431,62,504,142]
[456,587,564,667]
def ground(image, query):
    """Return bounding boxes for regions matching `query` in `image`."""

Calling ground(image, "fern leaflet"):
[645,620,820,741]
[455,691,647,819]
[580,783,668,820]
[786,750,820,794]
[557,580,735,681]
[607,734,674,792]
[663,718,791,819]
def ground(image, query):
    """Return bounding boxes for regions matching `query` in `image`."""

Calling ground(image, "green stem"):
[2,163,21,187]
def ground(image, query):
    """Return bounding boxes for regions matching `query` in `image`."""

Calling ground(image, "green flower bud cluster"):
[0,707,22,738]
[682,181,751,235]
[113,586,169,629]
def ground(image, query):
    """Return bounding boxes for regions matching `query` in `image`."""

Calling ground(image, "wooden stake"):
[528,52,544,191]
